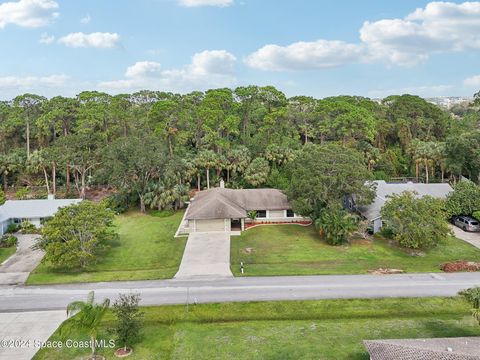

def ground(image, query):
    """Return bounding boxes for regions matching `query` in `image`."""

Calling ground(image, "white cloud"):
[245,40,365,71]
[0,74,68,88]
[39,32,54,44]
[464,74,480,87]
[58,32,120,48]
[99,50,237,93]
[0,0,59,29]
[368,84,454,98]
[178,0,233,7]
[80,14,91,24]
[246,1,480,70]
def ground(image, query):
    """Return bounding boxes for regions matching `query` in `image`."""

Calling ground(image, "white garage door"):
[196,219,226,232]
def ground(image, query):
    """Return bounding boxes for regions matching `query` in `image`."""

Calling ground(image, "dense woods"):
[0,87,479,213]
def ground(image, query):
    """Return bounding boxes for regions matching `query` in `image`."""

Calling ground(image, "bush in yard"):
[6,223,19,233]
[446,181,480,217]
[0,235,17,248]
[381,191,450,250]
[20,220,37,234]
[112,292,144,355]
[38,201,117,269]
[458,287,480,325]
[315,206,357,246]
[0,189,5,205]
[15,187,29,200]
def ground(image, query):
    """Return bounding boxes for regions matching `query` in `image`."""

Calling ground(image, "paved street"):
[0,235,44,286]
[175,232,233,279]
[1,272,480,312]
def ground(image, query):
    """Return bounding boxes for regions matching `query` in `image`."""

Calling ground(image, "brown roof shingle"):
[185,188,292,220]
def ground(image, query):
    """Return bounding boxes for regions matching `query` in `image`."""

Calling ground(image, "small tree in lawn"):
[112,292,144,356]
[315,206,356,245]
[0,189,5,205]
[65,291,110,359]
[458,287,480,325]
[381,191,450,250]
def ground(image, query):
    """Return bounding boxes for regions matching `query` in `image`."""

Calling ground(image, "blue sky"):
[0,0,479,99]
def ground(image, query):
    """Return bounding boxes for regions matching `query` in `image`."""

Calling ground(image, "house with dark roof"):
[0,198,82,235]
[364,337,480,359]
[346,180,453,233]
[183,183,306,233]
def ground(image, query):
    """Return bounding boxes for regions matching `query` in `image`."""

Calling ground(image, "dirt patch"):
[368,268,404,275]
[440,261,480,272]
[349,238,373,246]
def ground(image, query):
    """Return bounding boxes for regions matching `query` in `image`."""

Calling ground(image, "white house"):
[0,198,82,235]
[348,180,453,233]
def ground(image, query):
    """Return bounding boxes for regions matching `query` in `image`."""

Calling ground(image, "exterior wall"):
[29,218,42,227]
[0,220,9,236]
[246,209,308,224]
[372,218,382,233]
[192,219,227,232]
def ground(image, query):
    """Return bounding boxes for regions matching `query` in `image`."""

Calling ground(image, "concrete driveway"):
[0,234,44,285]
[450,225,480,249]
[175,232,233,279]
[0,311,65,360]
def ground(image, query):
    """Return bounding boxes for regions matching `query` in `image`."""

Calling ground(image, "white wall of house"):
[372,218,383,233]
[0,220,10,236]
[247,209,307,223]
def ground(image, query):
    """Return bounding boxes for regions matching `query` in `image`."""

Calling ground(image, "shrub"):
[20,220,37,234]
[6,223,20,233]
[15,188,29,200]
[446,181,480,217]
[150,210,174,218]
[102,193,131,214]
[0,235,17,248]
[0,189,5,205]
[315,206,356,246]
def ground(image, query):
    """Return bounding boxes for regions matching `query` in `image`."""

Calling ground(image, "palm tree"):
[459,287,480,325]
[65,291,110,359]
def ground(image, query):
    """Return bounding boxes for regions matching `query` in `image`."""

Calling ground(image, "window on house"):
[256,210,266,218]
[286,209,295,218]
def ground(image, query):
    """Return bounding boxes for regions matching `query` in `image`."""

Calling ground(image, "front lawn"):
[0,246,16,264]
[27,210,186,284]
[231,225,480,276]
[33,297,480,360]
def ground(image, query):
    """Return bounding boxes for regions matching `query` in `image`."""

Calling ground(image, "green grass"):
[0,246,16,264]
[26,210,186,284]
[231,225,480,276]
[33,297,480,360]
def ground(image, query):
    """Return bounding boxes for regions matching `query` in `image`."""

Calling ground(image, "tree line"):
[0,87,479,213]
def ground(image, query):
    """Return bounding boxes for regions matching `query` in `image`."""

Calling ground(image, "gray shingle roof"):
[358,180,453,221]
[0,199,82,223]
[185,188,292,220]
[364,337,480,360]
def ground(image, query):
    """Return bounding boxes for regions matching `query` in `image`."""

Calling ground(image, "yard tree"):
[225,146,251,182]
[112,292,144,354]
[315,205,356,245]
[286,143,374,219]
[244,157,270,187]
[103,134,167,213]
[65,291,110,358]
[446,181,480,217]
[196,149,219,189]
[381,191,450,250]
[39,201,117,269]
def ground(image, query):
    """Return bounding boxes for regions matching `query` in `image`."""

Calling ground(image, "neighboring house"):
[184,185,306,233]
[0,198,82,235]
[364,337,480,360]
[345,180,453,233]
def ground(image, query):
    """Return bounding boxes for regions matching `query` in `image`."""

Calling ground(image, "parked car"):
[453,216,480,232]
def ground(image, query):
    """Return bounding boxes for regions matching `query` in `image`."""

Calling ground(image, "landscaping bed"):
[33,297,480,360]
[26,210,186,284]
[231,225,480,276]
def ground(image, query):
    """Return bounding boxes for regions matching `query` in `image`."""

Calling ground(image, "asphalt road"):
[1,272,480,312]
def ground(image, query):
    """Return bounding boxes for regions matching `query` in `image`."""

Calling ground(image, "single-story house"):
[345,180,453,233]
[184,185,306,233]
[0,197,82,235]
[364,337,480,359]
